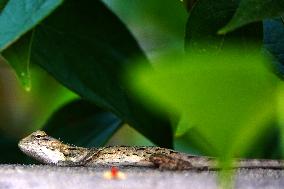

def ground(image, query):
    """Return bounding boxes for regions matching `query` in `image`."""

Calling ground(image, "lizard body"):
[18,131,284,170]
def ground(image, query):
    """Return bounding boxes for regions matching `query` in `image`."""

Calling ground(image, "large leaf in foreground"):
[31,0,173,147]
[185,0,262,51]
[129,48,279,159]
[219,0,284,34]
[0,0,63,51]
[43,99,123,147]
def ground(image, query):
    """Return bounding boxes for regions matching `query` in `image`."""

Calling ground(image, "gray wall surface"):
[0,165,283,189]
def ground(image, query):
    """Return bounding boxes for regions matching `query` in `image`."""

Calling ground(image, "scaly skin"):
[18,130,284,170]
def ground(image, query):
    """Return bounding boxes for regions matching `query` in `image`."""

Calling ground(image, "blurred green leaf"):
[219,0,284,34]
[2,32,33,91]
[0,0,63,51]
[43,99,123,147]
[264,18,284,77]
[129,48,279,159]
[185,0,262,51]
[31,0,173,147]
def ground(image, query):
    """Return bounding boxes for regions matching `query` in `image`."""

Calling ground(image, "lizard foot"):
[149,154,193,170]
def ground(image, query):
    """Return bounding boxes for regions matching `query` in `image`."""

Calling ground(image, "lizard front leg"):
[149,154,194,170]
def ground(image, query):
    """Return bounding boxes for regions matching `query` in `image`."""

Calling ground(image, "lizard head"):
[18,130,67,164]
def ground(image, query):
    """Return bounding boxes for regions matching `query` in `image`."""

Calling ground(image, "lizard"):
[18,130,284,170]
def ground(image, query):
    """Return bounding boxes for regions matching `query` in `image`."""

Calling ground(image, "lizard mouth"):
[18,138,39,160]
[18,138,29,154]
[18,140,66,164]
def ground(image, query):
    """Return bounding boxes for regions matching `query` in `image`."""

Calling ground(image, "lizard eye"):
[32,131,47,139]
[35,134,43,138]
[34,133,46,138]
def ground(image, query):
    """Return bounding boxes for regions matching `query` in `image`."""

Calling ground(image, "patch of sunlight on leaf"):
[128,47,280,163]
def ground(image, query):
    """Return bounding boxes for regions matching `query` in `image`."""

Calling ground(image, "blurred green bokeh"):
[128,47,281,162]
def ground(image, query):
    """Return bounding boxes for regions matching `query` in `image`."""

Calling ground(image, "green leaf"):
[185,0,262,51]
[129,48,279,159]
[43,99,123,147]
[31,0,173,147]
[219,0,284,34]
[2,32,33,91]
[0,0,63,51]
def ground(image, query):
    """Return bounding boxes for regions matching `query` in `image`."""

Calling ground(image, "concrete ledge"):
[0,165,283,189]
